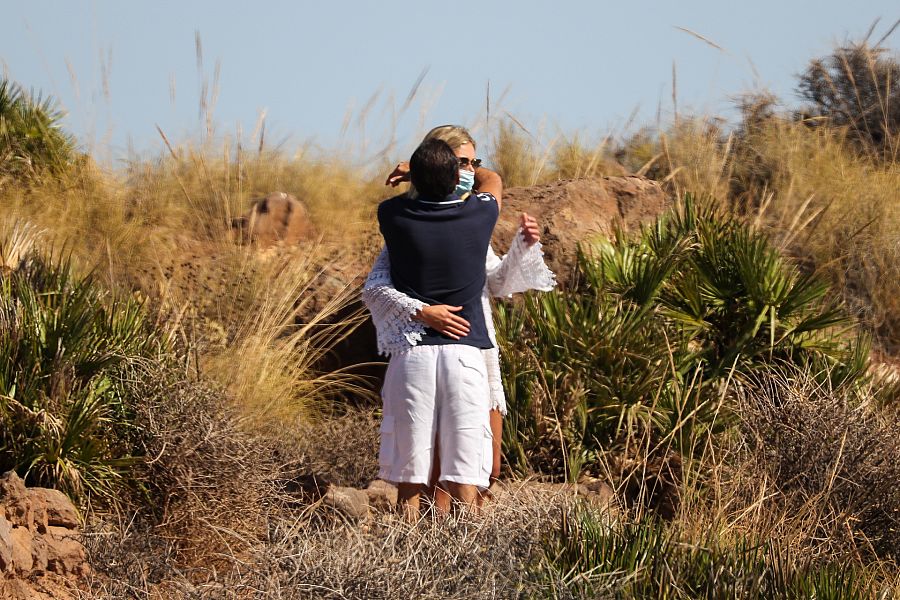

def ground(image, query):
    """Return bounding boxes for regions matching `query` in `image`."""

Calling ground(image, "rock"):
[494,176,671,287]
[9,526,33,573]
[365,479,398,512]
[323,485,370,521]
[45,536,87,578]
[1,471,32,529]
[516,479,618,517]
[29,535,48,575]
[576,477,617,510]
[0,579,40,600]
[28,489,78,529]
[232,191,314,246]
[0,514,12,572]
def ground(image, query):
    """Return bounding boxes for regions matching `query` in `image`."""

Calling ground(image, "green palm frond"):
[0,77,75,183]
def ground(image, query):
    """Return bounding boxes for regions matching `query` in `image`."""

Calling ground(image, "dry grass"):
[83,480,571,600]
[729,366,900,560]
[0,137,387,430]
[739,120,900,350]
[278,407,381,489]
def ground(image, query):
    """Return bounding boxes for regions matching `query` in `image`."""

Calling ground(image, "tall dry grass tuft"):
[1,135,386,432]
[490,118,544,187]
[737,119,900,350]
[192,246,372,429]
[616,118,733,200]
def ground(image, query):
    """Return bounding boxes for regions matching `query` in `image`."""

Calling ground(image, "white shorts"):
[379,344,493,488]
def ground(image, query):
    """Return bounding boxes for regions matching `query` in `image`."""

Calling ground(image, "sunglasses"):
[458,157,482,169]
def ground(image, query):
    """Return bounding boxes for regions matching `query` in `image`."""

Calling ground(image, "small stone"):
[323,486,370,521]
[576,476,616,510]
[365,480,397,513]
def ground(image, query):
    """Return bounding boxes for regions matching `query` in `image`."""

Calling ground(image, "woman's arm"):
[474,167,503,209]
[362,247,471,355]
[362,247,427,356]
[486,213,556,297]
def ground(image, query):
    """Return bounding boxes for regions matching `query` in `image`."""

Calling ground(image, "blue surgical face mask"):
[455,168,475,196]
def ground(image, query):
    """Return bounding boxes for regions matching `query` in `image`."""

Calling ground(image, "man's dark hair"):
[409,138,458,199]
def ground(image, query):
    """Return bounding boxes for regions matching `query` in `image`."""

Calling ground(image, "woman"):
[363,125,555,509]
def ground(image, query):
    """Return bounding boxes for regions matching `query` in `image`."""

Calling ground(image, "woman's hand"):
[521,212,541,246]
[415,305,470,339]
[385,161,411,187]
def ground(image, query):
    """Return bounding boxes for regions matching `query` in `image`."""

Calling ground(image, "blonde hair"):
[422,124,476,152]
[406,125,476,199]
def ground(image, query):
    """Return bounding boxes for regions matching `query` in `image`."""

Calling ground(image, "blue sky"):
[2,1,898,162]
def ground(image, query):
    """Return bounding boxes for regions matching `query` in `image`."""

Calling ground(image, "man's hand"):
[415,305,470,339]
[521,212,540,246]
[385,161,411,187]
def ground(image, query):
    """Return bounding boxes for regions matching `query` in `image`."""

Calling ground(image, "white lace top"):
[362,227,556,415]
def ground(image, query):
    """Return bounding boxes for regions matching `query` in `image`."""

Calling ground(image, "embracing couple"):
[363,125,555,519]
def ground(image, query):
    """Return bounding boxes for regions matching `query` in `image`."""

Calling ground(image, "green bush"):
[497,195,864,480]
[0,244,166,499]
[0,78,76,184]
[797,42,900,160]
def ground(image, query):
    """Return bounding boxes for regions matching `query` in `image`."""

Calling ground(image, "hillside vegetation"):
[0,40,899,599]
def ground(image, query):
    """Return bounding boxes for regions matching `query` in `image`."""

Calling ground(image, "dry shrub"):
[145,242,372,429]
[738,119,900,350]
[133,365,277,564]
[79,364,283,598]
[734,366,900,560]
[279,407,381,489]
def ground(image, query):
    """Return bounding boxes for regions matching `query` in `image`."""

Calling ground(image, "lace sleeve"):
[361,247,427,356]
[487,227,557,298]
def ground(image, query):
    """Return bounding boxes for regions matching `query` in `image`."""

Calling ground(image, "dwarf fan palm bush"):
[0,236,166,499]
[0,78,75,184]
[497,195,862,480]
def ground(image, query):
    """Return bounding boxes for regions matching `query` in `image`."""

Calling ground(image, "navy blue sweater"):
[377,192,499,349]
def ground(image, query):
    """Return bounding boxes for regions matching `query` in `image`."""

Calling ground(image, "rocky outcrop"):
[232,191,314,246]
[495,176,670,287]
[0,472,87,599]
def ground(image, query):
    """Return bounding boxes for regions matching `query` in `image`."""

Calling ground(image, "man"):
[376,138,501,518]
